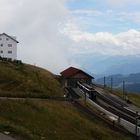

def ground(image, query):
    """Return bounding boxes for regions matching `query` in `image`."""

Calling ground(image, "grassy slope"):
[0,61,64,97]
[0,62,134,140]
[0,99,132,140]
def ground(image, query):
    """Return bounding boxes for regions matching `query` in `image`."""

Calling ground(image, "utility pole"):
[111,77,113,91]
[122,81,125,100]
[104,76,106,88]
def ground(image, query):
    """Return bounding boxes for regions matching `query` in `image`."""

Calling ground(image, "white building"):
[0,33,19,60]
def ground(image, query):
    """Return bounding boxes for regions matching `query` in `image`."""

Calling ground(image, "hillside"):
[0,99,133,140]
[0,61,64,97]
[0,60,135,140]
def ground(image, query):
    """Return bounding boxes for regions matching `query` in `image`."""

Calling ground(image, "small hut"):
[60,67,94,87]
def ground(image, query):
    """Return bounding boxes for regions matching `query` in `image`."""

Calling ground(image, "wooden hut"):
[60,67,94,87]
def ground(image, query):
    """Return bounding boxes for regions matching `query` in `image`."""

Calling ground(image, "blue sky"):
[66,0,140,33]
[62,0,140,74]
[67,0,110,11]
[67,0,140,12]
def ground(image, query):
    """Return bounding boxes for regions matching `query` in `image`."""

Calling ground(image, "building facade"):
[0,33,19,60]
[60,67,94,88]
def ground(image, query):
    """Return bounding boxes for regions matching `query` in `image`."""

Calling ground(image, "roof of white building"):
[0,33,19,43]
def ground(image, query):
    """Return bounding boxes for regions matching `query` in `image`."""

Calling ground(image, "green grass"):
[0,61,64,97]
[0,99,133,140]
[127,93,140,107]
[0,62,135,139]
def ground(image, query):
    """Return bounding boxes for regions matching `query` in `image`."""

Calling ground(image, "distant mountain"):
[104,59,140,75]
[96,73,140,93]
[99,55,140,75]
[73,54,140,75]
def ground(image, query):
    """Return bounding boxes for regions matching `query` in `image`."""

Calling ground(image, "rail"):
[76,82,140,136]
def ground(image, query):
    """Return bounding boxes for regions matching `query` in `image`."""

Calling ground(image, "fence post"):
[122,81,125,100]
[104,77,106,88]
[111,77,113,91]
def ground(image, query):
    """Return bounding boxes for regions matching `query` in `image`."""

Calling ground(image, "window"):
[8,51,12,54]
[0,50,3,53]
[0,44,3,47]
[6,38,9,41]
[8,44,12,47]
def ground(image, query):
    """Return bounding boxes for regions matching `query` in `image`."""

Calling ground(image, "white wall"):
[0,34,17,60]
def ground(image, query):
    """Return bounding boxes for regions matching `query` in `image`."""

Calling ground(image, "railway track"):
[95,91,139,118]
[66,86,137,139]
[77,82,140,126]
[95,99,137,124]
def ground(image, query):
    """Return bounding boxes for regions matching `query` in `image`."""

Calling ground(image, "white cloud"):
[72,9,104,17]
[118,12,140,23]
[1,0,140,74]
[106,0,128,6]
[106,0,140,7]
[62,22,140,56]
[72,9,140,24]
[0,0,74,74]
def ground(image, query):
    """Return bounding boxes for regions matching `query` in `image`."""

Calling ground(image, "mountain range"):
[73,54,140,75]
[96,73,140,93]
[73,53,140,93]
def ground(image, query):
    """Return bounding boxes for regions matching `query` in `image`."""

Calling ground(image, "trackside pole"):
[111,77,113,91]
[104,77,106,88]
[123,81,125,100]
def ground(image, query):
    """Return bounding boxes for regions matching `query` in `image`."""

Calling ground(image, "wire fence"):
[97,76,128,100]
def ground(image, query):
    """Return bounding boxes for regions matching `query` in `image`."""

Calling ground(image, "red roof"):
[60,67,93,79]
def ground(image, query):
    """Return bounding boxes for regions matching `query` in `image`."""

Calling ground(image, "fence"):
[97,76,128,100]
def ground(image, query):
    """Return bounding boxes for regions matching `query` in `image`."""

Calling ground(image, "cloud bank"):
[0,0,74,73]
[62,22,140,56]
[0,0,140,74]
